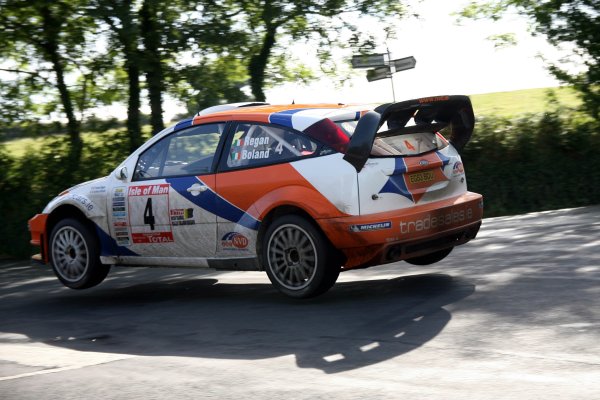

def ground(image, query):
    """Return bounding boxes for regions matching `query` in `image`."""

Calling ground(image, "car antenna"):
[292,99,295,104]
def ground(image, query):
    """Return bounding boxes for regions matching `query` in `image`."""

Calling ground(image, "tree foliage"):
[0,0,410,140]
[0,0,94,147]
[222,0,407,101]
[459,0,600,119]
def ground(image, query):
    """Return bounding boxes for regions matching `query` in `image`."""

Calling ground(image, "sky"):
[102,0,568,121]
[263,0,565,107]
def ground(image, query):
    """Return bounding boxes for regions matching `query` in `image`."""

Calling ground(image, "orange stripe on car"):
[215,163,347,220]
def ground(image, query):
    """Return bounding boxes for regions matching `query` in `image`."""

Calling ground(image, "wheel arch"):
[45,205,100,262]
[256,204,346,270]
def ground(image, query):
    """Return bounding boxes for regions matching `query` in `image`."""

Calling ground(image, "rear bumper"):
[28,213,49,264]
[317,192,483,269]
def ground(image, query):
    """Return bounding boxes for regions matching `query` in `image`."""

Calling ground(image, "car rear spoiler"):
[343,95,475,172]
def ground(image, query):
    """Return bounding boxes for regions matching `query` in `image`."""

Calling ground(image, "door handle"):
[186,183,208,196]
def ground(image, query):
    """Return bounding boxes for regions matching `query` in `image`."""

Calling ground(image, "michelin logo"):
[350,221,392,233]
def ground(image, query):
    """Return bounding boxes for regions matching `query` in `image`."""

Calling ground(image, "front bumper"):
[28,213,49,263]
[317,192,483,269]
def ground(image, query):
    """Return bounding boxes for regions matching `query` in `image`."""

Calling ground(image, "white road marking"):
[0,342,135,381]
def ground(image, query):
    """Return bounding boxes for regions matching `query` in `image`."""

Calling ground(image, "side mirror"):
[116,166,128,181]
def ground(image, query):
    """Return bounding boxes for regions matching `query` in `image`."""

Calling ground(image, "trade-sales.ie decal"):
[221,232,249,250]
[349,221,392,233]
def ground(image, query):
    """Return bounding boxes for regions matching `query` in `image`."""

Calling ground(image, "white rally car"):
[29,96,483,298]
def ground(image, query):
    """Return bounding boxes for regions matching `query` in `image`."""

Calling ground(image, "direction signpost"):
[351,53,386,69]
[366,66,391,82]
[351,51,416,101]
[392,56,416,72]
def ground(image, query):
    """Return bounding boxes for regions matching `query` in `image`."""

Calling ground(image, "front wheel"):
[49,218,109,289]
[404,247,453,266]
[262,215,340,298]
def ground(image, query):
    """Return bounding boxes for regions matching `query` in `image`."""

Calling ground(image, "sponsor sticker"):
[131,232,174,244]
[68,194,94,211]
[112,187,131,245]
[128,184,173,244]
[399,207,474,235]
[452,161,465,176]
[404,140,416,151]
[221,232,249,250]
[170,208,195,226]
[350,221,392,233]
[90,186,107,194]
[128,184,169,197]
[418,96,449,104]
[112,186,131,245]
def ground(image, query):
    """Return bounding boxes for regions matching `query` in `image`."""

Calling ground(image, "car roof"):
[190,103,369,132]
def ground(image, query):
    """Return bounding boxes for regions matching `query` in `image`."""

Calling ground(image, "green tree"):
[139,0,166,134]
[459,0,600,119]
[90,0,145,152]
[226,0,407,102]
[0,0,92,151]
[92,0,243,137]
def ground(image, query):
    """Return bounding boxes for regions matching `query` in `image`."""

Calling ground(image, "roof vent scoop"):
[197,102,269,116]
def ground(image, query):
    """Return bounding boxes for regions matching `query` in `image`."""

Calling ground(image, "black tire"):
[404,247,453,266]
[49,218,110,289]
[262,215,340,298]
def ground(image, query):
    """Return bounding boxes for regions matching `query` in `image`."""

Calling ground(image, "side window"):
[227,123,318,168]
[134,123,224,180]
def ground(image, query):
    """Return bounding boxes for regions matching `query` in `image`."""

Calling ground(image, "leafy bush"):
[0,111,598,258]
[0,132,132,258]
[463,111,600,216]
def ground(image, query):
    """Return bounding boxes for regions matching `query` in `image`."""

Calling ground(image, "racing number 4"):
[274,142,283,154]
[143,198,156,230]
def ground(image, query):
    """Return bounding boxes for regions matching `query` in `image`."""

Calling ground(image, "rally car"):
[29,96,483,298]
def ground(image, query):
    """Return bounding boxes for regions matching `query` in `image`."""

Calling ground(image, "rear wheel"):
[263,215,340,298]
[49,218,109,289]
[404,247,453,266]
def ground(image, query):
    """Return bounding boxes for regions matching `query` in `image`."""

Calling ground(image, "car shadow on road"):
[2,268,474,374]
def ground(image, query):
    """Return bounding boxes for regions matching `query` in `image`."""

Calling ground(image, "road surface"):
[1,206,599,399]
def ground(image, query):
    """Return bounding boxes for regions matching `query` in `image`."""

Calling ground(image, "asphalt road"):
[1,206,599,399]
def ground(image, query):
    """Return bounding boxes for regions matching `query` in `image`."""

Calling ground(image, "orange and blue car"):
[29,96,483,298]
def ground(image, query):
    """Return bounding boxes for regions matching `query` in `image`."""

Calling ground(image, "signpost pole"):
[387,47,396,102]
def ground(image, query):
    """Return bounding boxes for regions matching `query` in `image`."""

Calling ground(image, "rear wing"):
[343,95,475,172]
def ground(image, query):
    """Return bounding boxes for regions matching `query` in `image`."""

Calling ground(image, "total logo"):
[221,232,249,250]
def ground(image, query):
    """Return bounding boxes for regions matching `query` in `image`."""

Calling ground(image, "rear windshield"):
[334,120,449,156]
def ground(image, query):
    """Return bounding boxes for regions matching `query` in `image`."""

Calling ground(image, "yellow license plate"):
[408,170,435,184]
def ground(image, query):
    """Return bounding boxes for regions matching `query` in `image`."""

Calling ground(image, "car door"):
[108,123,225,260]
[214,122,322,257]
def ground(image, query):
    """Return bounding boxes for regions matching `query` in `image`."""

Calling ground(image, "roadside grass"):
[2,87,582,158]
[470,86,580,117]
[4,125,154,158]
